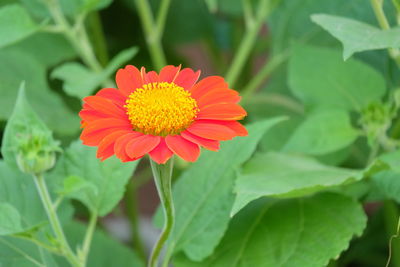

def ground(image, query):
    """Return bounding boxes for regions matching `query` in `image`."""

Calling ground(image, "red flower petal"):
[159,65,181,83]
[149,138,174,164]
[97,130,128,161]
[83,96,126,118]
[197,103,247,120]
[197,88,241,107]
[116,65,143,96]
[165,135,200,162]
[81,118,132,146]
[125,135,161,158]
[190,76,228,99]
[95,88,126,107]
[144,71,159,84]
[79,109,108,123]
[186,120,237,141]
[218,121,248,136]
[114,132,143,162]
[180,130,220,151]
[174,68,201,90]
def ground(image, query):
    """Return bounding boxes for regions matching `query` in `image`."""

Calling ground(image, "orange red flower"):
[79,65,247,164]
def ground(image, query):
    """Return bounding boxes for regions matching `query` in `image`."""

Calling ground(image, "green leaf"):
[288,44,386,111]
[311,14,400,60]
[175,193,367,267]
[268,0,392,54]
[5,32,76,67]
[1,83,53,170]
[283,109,359,155]
[20,0,113,19]
[50,141,139,216]
[155,118,285,261]
[60,221,144,267]
[52,47,138,99]
[0,203,23,236]
[371,150,400,203]
[0,48,79,135]
[0,236,57,267]
[0,4,40,49]
[0,161,47,233]
[58,175,98,197]
[232,152,387,215]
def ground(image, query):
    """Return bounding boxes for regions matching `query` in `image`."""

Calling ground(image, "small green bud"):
[15,127,61,175]
[359,101,392,145]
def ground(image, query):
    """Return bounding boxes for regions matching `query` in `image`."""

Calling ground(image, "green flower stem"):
[225,0,274,87]
[149,158,175,267]
[241,52,288,104]
[33,173,82,267]
[134,0,169,70]
[370,0,400,66]
[80,211,98,265]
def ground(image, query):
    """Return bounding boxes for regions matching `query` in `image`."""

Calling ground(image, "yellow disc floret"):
[124,82,199,136]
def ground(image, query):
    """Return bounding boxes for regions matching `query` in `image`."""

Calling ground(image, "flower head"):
[79,65,247,164]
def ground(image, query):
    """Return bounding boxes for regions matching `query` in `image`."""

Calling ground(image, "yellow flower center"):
[124,82,199,136]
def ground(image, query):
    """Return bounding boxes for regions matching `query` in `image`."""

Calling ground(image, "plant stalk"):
[80,211,98,265]
[225,0,273,86]
[370,0,400,66]
[148,158,175,267]
[134,0,169,70]
[33,173,82,267]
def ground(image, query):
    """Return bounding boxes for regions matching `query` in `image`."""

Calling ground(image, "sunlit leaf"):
[175,193,367,267]
[154,118,285,261]
[232,152,387,215]
[52,47,138,99]
[312,14,400,60]
[50,141,139,216]
[288,44,386,111]
[283,109,359,155]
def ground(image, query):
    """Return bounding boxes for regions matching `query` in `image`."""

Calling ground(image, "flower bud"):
[15,128,61,175]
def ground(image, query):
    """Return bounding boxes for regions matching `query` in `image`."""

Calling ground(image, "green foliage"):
[0,203,23,236]
[0,49,79,135]
[0,161,48,234]
[232,152,387,215]
[20,0,113,19]
[0,0,399,266]
[62,222,144,267]
[312,14,400,60]
[0,4,39,49]
[283,109,359,155]
[155,118,285,261]
[288,44,386,111]
[175,193,367,267]
[0,237,57,267]
[1,84,60,171]
[52,47,138,99]
[50,141,139,216]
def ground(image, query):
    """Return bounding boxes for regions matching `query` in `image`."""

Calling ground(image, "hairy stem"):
[33,173,82,267]
[80,211,98,265]
[225,0,273,86]
[148,158,175,267]
[370,0,400,66]
[135,0,170,70]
